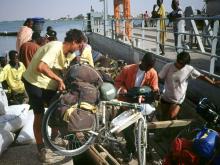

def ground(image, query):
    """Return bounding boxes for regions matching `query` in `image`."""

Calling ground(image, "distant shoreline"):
[0,31,17,36]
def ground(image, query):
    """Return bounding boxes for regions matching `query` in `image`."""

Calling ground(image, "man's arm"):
[197,75,214,85]
[114,68,127,94]
[37,61,65,91]
[199,76,220,86]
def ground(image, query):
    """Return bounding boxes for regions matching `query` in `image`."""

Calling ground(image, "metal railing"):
[88,16,220,77]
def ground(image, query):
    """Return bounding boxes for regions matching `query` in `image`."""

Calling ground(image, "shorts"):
[22,77,56,114]
[159,98,182,120]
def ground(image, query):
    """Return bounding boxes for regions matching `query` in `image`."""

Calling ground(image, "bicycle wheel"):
[137,118,147,165]
[42,99,97,156]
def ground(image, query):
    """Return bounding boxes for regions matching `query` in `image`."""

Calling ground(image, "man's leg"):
[33,113,45,151]
[169,104,181,120]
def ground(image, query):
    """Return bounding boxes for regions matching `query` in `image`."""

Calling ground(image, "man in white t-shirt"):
[159,51,216,120]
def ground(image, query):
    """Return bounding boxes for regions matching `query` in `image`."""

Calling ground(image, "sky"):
[0,0,205,21]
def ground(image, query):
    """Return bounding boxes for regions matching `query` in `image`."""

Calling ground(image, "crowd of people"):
[1,4,220,162]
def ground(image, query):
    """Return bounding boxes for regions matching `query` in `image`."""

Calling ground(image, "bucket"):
[32,17,45,33]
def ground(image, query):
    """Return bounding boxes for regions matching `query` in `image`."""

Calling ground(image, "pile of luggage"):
[163,128,220,165]
[49,63,117,133]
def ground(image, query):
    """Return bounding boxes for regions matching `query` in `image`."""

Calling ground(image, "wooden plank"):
[89,146,109,165]
[87,144,120,165]
[147,119,193,129]
[95,144,121,165]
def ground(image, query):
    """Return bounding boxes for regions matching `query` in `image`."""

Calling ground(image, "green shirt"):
[23,41,75,90]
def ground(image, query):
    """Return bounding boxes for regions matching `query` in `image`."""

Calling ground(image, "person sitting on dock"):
[0,50,27,105]
[22,29,85,163]
[16,18,33,53]
[114,52,159,162]
[19,32,43,68]
[0,54,8,90]
[158,51,219,120]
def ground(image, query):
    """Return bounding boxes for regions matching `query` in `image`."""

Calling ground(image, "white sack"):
[0,104,29,132]
[0,83,8,115]
[16,109,52,144]
[0,129,14,155]
[16,110,35,144]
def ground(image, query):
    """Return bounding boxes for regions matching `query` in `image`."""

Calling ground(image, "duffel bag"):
[193,127,219,159]
[68,108,96,132]
[60,91,79,106]
[65,63,103,86]
[70,81,100,105]
[171,138,193,154]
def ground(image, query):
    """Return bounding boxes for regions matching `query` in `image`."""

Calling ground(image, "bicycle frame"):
[88,100,148,139]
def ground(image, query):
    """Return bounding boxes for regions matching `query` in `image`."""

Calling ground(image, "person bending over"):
[158,51,219,120]
[22,29,84,163]
[114,52,159,162]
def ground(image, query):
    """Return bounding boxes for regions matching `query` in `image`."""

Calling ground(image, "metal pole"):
[103,0,108,37]
[111,19,114,39]
[141,20,145,49]
[210,20,219,74]
[156,19,160,55]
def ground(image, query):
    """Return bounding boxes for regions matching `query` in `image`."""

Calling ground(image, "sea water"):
[0,19,85,56]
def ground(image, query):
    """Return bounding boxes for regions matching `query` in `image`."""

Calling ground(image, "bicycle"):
[42,86,156,165]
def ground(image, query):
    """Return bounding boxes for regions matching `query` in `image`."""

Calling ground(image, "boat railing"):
[89,16,220,77]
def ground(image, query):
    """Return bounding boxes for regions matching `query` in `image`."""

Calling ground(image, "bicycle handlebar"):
[101,100,156,115]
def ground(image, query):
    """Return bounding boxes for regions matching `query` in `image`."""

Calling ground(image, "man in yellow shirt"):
[22,29,84,163]
[0,50,26,104]
[73,35,94,67]
[156,0,167,55]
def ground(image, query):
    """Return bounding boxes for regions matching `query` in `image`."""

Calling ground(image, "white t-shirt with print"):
[159,63,201,104]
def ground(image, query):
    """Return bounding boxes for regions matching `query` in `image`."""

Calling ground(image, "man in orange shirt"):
[115,52,159,98]
[114,52,159,161]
